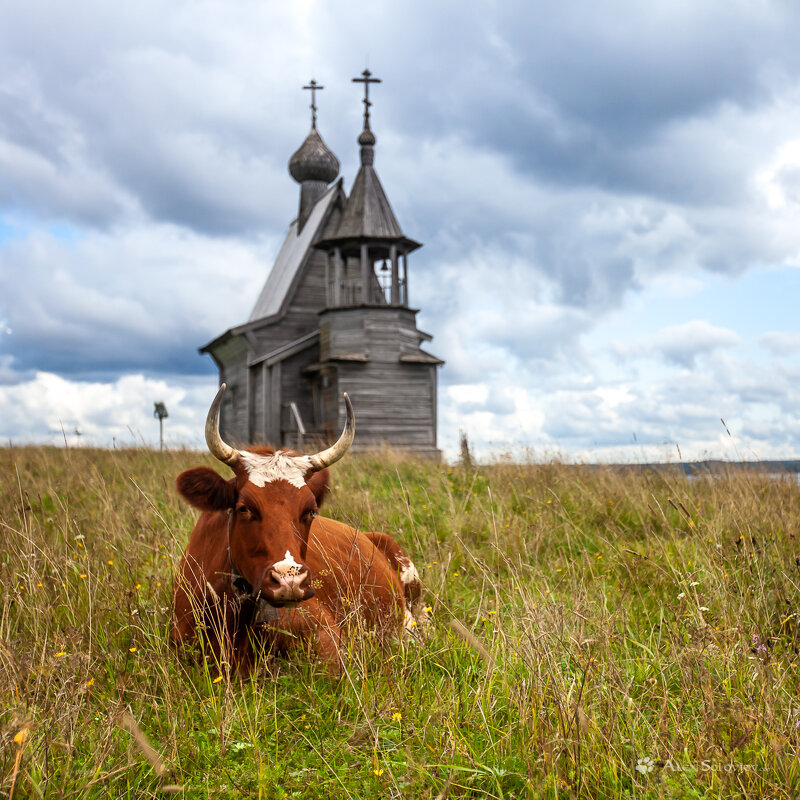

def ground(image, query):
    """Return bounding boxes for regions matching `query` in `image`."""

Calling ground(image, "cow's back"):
[304,516,405,630]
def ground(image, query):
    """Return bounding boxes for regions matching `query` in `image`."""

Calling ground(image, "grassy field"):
[1,445,799,799]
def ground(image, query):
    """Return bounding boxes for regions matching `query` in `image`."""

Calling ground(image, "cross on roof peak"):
[352,69,381,131]
[302,79,324,129]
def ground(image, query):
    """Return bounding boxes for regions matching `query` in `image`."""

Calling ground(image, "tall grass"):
[1,445,798,798]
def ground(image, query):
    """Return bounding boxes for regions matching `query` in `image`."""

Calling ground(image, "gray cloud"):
[2,0,800,459]
[0,225,272,378]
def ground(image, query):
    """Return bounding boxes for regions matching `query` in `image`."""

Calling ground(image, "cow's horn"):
[205,383,238,466]
[308,393,355,470]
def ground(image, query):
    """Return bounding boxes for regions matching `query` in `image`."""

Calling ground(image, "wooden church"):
[200,72,443,456]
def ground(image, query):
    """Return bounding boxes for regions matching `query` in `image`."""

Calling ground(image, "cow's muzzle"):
[260,552,315,605]
[264,567,314,604]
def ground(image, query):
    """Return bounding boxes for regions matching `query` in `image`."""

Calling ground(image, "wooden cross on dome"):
[352,69,381,130]
[303,79,324,129]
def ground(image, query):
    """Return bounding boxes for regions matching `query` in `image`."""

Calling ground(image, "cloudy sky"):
[2,0,800,461]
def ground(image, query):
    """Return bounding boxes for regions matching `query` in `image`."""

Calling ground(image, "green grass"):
[1,445,799,798]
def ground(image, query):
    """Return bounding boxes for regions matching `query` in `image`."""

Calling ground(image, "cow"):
[171,384,424,675]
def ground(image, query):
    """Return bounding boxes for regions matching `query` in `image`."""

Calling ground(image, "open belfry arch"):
[201,72,443,457]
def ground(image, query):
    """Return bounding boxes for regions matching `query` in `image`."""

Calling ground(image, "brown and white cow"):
[172,384,424,674]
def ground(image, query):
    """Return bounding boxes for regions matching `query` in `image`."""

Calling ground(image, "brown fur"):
[172,450,416,674]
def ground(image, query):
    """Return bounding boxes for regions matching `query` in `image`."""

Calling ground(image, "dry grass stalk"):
[118,711,170,778]
[449,618,493,666]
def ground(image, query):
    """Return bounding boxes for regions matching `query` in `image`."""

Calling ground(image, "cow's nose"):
[266,567,313,603]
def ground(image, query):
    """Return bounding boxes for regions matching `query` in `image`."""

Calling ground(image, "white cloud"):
[756,138,800,211]
[758,331,800,355]
[613,321,740,367]
[0,371,215,448]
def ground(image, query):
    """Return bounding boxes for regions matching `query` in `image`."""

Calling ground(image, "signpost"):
[153,402,168,451]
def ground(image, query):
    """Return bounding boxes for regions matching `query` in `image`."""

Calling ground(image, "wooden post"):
[390,244,398,305]
[289,402,306,452]
[269,363,281,445]
[261,363,269,440]
[246,366,253,442]
[324,251,331,306]
[334,247,342,306]
[361,243,369,304]
[402,252,408,305]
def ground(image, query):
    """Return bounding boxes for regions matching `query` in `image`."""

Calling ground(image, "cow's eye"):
[237,505,250,516]
[304,509,317,522]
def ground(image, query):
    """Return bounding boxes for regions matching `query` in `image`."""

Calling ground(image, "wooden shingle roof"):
[334,161,403,239]
[248,182,339,321]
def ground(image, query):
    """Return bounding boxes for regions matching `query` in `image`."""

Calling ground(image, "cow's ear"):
[176,467,237,512]
[306,468,330,508]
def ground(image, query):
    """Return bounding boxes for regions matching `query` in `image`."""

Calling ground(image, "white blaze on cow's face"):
[273,550,303,577]
[237,450,314,490]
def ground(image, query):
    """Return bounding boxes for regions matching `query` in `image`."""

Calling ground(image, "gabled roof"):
[249,182,339,322]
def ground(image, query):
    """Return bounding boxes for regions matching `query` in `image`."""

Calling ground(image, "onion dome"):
[288,128,340,185]
[358,128,375,146]
[357,128,375,166]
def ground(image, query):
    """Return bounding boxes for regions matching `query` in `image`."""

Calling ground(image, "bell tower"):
[314,70,420,308]
[312,70,442,455]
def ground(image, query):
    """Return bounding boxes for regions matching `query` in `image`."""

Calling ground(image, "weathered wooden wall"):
[337,361,437,452]
[210,192,440,457]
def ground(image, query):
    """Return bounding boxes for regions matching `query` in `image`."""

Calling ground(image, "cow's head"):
[177,384,355,607]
